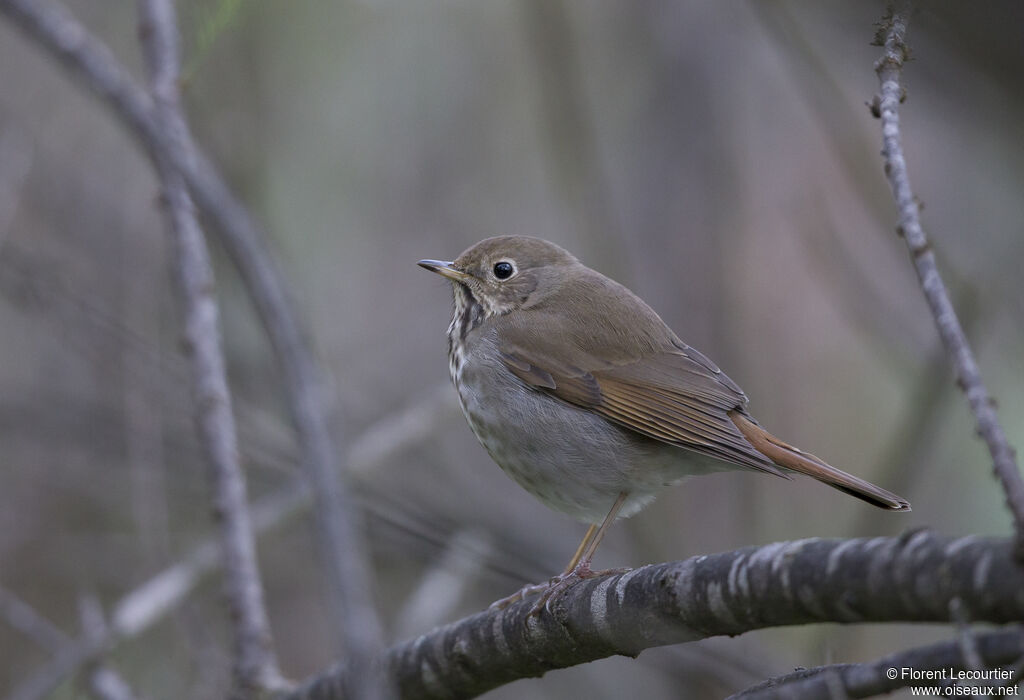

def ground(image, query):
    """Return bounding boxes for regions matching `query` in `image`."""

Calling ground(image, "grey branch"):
[872,4,1024,553]
[0,0,387,694]
[2,589,137,700]
[0,585,72,653]
[728,628,1024,699]
[77,598,141,700]
[286,532,1024,700]
[137,0,282,693]
[85,667,140,700]
[6,387,453,700]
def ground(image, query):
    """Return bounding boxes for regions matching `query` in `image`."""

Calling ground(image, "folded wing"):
[498,339,787,478]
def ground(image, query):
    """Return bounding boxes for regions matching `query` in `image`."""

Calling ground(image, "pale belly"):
[450,335,731,524]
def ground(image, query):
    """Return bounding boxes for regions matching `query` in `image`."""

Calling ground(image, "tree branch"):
[4,387,452,700]
[728,627,1024,699]
[286,532,1024,700]
[76,598,142,700]
[0,0,387,694]
[84,666,140,700]
[0,585,72,653]
[3,590,138,700]
[872,3,1024,555]
[136,0,282,694]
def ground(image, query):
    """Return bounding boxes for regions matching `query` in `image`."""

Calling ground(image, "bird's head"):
[418,235,578,316]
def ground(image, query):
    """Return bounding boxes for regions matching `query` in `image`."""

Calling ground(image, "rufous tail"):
[729,411,911,511]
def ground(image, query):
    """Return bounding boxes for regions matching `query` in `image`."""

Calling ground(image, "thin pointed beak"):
[418,259,472,283]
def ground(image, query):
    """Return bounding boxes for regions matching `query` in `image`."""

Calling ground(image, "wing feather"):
[498,343,785,477]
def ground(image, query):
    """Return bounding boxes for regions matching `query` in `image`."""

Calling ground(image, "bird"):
[418,235,910,609]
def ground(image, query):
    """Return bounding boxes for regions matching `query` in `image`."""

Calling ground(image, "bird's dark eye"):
[493,261,514,279]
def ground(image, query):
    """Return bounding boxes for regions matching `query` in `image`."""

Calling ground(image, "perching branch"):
[872,3,1024,555]
[137,0,281,694]
[286,532,1024,700]
[728,627,1024,699]
[0,0,386,694]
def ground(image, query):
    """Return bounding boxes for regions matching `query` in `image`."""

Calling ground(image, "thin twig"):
[0,586,72,652]
[950,598,986,673]
[395,530,494,640]
[77,597,142,700]
[9,635,106,700]
[0,0,386,694]
[6,387,452,700]
[4,593,137,700]
[136,0,282,694]
[728,627,1024,699]
[7,489,300,700]
[84,667,139,700]
[872,3,1024,555]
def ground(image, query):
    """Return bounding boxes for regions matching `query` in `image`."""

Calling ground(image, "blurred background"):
[2,0,1023,697]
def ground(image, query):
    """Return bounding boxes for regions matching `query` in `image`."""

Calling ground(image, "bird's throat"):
[447,283,484,387]
[448,283,485,344]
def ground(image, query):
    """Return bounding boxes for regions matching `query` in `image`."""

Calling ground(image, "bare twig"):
[5,388,453,700]
[7,490,300,700]
[8,635,105,700]
[395,530,494,640]
[286,533,1024,700]
[3,592,137,700]
[728,627,1024,699]
[0,0,386,693]
[0,585,72,652]
[136,0,282,694]
[950,598,986,672]
[347,383,455,478]
[77,597,142,700]
[872,4,1024,554]
[84,667,139,700]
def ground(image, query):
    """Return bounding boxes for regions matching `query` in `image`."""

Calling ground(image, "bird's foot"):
[488,579,554,611]
[527,562,633,616]
[488,563,633,616]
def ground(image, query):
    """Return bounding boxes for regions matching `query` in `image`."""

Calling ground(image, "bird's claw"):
[488,580,552,611]
[527,571,584,617]
[489,564,633,617]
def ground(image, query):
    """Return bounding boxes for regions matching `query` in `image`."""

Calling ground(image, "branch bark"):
[286,532,1024,700]
[136,0,281,694]
[728,627,1024,699]
[872,3,1024,555]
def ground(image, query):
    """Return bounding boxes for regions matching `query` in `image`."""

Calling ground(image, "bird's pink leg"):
[488,493,631,613]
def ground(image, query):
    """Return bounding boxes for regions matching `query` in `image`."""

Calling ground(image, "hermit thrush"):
[419,236,910,607]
